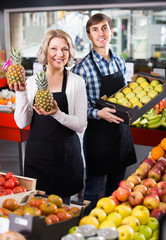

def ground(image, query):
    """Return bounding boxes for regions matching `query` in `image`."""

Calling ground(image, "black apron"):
[85,51,137,176]
[24,68,84,198]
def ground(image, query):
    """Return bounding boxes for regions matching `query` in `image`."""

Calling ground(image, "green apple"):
[140,95,151,104]
[117,97,128,105]
[154,84,163,93]
[129,82,139,89]
[152,229,159,238]
[99,219,116,229]
[133,86,143,94]
[115,92,124,100]
[90,207,107,224]
[115,205,132,219]
[140,81,150,89]
[121,215,140,232]
[118,225,134,240]
[126,92,136,100]
[96,197,116,215]
[136,77,147,84]
[148,90,158,99]
[144,86,154,93]
[132,102,143,109]
[138,225,152,240]
[129,96,139,105]
[122,87,132,95]
[106,212,122,227]
[131,205,150,225]
[146,217,159,232]
[107,97,117,103]
[133,232,146,240]
[137,90,147,99]
[79,215,99,228]
[148,237,158,240]
[150,80,160,87]
[68,226,78,234]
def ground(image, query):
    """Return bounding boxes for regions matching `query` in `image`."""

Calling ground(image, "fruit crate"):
[0,172,37,206]
[96,72,166,124]
[9,200,89,240]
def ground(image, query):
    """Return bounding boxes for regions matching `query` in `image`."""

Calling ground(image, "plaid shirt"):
[71,49,127,119]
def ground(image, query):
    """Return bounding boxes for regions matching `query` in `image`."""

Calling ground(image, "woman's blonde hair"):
[37,29,75,67]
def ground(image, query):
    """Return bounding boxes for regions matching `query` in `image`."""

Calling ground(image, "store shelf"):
[130,127,166,147]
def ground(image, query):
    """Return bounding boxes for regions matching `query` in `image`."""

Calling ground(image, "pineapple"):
[35,71,54,112]
[6,48,25,85]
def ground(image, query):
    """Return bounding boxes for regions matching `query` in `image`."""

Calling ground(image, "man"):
[72,13,137,213]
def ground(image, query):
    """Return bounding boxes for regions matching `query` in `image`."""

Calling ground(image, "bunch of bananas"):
[131,108,166,129]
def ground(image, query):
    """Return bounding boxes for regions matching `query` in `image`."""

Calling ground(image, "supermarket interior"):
[0,0,166,239]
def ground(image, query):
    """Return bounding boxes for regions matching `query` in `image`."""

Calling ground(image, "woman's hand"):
[33,100,59,116]
[8,81,27,92]
[97,107,124,124]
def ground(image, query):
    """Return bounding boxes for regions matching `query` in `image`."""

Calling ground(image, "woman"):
[11,29,87,203]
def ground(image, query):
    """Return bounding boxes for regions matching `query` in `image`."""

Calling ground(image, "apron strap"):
[62,68,67,93]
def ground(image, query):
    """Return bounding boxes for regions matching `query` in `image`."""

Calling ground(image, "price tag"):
[0,217,9,233]
[15,217,28,226]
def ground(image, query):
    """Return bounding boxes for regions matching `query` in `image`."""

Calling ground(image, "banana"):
[139,118,148,126]
[147,115,162,126]
[147,114,162,121]
[147,116,163,129]
[131,118,141,126]
[142,112,156,119]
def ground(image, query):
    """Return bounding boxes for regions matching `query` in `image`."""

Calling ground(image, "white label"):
[0,218,9,234]
[15,217,28,226]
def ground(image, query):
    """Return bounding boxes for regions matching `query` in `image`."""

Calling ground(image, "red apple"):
[150,209,166,220]
[157,181,166,196]
[139,162,152,171]
[134,167,148,180]
[127,174,141,186]
[161,194,166,203]
[143,158,155,167]
[133,184,148,197]
[128,191,144,207]
[159,202,166,211]
[108,196,120,206]
[142,178,157,189]
[161,172,166,181]
[116,187,131,202]
[154,163,165,174]
[119,180,134,190]
[148,167,161,182]
[147,187,162,199]
[111,190,118,198]
[143,194,160,210]
[157,159,166,168]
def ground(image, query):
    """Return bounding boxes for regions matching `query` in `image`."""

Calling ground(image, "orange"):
[151,146,165,160]
[160,138,166,151]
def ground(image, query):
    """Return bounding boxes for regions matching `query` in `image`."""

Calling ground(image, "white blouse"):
[14,71,87,133]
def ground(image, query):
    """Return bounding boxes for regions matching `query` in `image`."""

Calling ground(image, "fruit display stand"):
[0,112,30,175]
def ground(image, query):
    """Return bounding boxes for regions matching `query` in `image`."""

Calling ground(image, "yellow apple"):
[140,81,150,89]
[99,219,116,229]
[122,87,132,95]
[79,215,99,228]
[144,85,154,93]
[132,102,143,109]
[122,101,132,108]
[133,86,143,94]
[126,92,135,100]
[154,84,163,93]
[107,97,117,103]
[148,90,158,99]
[106,212,122,227]
[115,205,132,219]
[131,205,150,225]
[150,80,160,87]
[90,208,107,224]
[140,95,151,104]
[136,77,147,84]
[137,90,147,100]
[117,97,128,105]
[121,215,140,232]
[129,96,139,105]
[129,82,139,89]
[96,197,116,215]
[118,225,134,240]
[115,92,124,99]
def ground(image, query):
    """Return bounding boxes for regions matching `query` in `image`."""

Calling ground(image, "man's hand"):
[97,107,124,124]
[33,100,59,116]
